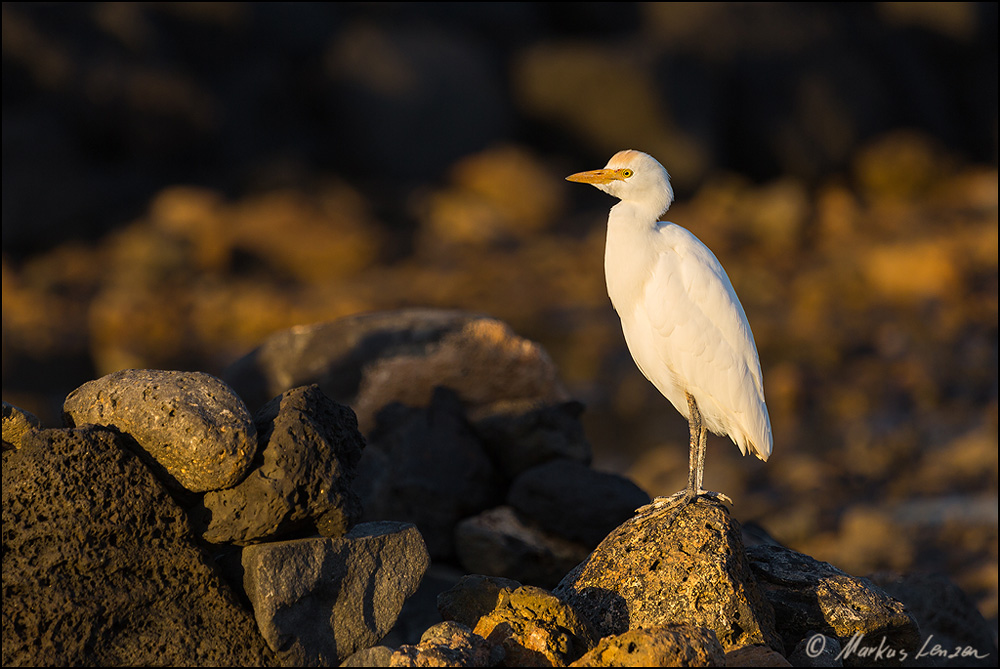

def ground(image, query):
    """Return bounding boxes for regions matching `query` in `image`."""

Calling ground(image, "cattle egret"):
[567,150,771,518]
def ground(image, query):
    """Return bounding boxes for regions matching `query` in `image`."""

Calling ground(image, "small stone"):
[390,621,499,667]
[62,369,256,492]
[437,574,523,629]
[472,585,597,667]
[2,402,41,450]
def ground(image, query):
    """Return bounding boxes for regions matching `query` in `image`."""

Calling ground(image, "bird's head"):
[566,149,674,218]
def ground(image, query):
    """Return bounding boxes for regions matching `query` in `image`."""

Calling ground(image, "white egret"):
[567,150,771,517]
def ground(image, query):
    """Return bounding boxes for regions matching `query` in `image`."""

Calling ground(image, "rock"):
[222,309,569,432]
[242,521,430,665]
[341,646,396,667]
[199,385,364,545]
[472,585,598,667]
[470,398,591,479]
[390,621,501,667]
[378,562,469,650]
[2,426,273,666]
[746,544,920,665]
[788,633,843,667]
[724,644,793,667]
[2,401,40,450]
[868,571,998,667]
[569,624,726,667]
[62,369,257,492]
[437,574,524,629]
[455,506,590,588]
[358,387,502,559]
[508,459,651,548]
[555,499,783,653]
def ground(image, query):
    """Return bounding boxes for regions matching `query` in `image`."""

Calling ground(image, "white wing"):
[640,223,771,460]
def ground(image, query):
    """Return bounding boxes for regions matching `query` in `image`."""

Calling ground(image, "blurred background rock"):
[2,0,997,640]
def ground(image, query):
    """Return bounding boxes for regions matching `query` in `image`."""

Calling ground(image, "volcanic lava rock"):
[200,384,365,544]
[62,369,257,492]
[2,425,272,666]
[555,498,783,653]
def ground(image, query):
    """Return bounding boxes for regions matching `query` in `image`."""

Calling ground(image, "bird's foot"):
[634,489,733,523]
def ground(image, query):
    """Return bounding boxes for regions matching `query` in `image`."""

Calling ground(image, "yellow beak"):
[565,168,622,184]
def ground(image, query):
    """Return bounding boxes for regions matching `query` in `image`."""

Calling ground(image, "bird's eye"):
[620,169,633,178]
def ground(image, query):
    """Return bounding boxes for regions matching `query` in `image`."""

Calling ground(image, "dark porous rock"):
[725,644,794,667]
[469,398,592,479]
[570,624,726,667]
[746,544,920,666]
[341,646,396,667]
[242,521,430,666]
[507,459,651,548]
[62,369,257,492]
[200,385,364,545]
[222,309,569,432]
[555,499,783,654]
[438,574,524,629]
[2,401,41,450]
[472,585,598,667]
[358,386,502,559]
[455,505,590,588]
[788,633,843,667]
[868,571,998,667]
[2,426,273,667]
[390,621,501,667]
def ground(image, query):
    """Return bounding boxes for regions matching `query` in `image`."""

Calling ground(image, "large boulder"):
[555,499,783,653]
[2,426,273,666]
[747,544,921,666]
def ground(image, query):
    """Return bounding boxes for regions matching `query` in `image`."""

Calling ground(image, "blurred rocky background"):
[2,0,997,641]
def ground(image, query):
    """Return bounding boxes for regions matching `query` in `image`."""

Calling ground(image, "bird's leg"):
[635,393,731,520]
[684,392,702,501]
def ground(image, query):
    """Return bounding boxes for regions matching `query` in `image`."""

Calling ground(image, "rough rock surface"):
[746,544,920,664]
[470,398,592,479]
[358,387,502,558]
[788,633,843,667]
[455,505,590,588]
[2,401,40,450]
[62,369,257,492]
[200,384,365,544]
[472,585,598,667]
[569,624,726,667]
[507,459,651,548]
[868,571,997,667]
[437,574,525,629]
[223,309,569,430]
[2,426,273,667]
[341,646,396,667]
[725,644,794,667]
[555,499,783,653]
[390,621,501,667]
[242,521,430,665]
